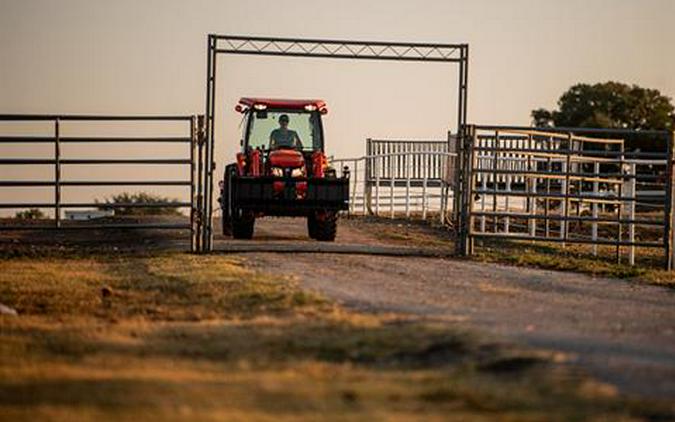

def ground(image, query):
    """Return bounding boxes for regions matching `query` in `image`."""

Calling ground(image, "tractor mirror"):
[235,104,244,113]
[255,110,268,119]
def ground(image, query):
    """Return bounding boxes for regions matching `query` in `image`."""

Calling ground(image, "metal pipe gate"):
[0,114,207,252]
[455,125,675,269]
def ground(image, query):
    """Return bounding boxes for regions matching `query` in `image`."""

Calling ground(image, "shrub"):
[14,208,46,220]
[97,192,182,216]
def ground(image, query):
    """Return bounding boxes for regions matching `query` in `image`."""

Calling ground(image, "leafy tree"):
[532,82,674,131]
[14,208,45,220]
[532,82,674,154]
[97,192,182,216]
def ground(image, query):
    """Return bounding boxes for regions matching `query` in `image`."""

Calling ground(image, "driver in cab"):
[269,114,303,149]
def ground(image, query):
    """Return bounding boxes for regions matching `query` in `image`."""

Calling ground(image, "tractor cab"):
[238,97,326,152]
[219,98,349,240]
[235,98,331,180]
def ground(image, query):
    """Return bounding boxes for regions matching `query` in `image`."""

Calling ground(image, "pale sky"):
[1,0,674,212]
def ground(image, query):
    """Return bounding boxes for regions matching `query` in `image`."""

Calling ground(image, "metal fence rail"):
[455,125,674,268]
[333,138,457,222]
[366,138,450,183]
[0,114,205,252]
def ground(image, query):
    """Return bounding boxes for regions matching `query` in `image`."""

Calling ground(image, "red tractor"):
[219,98,349,240]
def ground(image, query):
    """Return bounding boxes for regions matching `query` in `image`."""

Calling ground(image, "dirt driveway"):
[215,217,675,400]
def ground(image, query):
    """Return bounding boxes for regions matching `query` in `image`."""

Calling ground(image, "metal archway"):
[200,34,469,251]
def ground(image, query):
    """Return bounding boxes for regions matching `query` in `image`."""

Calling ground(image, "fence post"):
[351,160,357,214]
[456,125,475,256]
[616,142,625,264]
[189,115,197,252]
[466,125,477,254]
[361,159,367,216]
[439,147,447,224]
[406,154,411,218]
[196,115,206,253]
[492,131,500,233]
[454,129,465,254]
[628,162,636,266]
[439,183,446,224]
[390,155,395,219]
[561,134,572,245]
[452,131,463,230]
[545,137,552,238]
[375,156,380,217]
[666,131,675,270]
[54,118,61,228]
[365,138,372,215]
[505,172,511,234]
[592,161,600,256]
[480,136,487,232]
[422,174,428,220]
[527,134,536,238]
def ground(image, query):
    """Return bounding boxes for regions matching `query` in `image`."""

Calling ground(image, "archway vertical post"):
[203,35,217,252]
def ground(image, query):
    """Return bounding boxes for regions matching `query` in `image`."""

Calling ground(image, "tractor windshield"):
[246,110,323,152]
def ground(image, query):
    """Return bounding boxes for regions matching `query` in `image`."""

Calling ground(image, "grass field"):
[0,246,673,421]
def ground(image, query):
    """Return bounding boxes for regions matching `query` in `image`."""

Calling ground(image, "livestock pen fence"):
[454,125,675,269]
[0,114,208,252]
[3,113,673,267]
[337,127,675,268]
[330,137,457,222]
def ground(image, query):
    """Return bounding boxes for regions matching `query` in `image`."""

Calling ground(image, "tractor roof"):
[238,97,327,111]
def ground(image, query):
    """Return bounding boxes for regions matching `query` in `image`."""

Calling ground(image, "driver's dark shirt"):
[270,128,302,148]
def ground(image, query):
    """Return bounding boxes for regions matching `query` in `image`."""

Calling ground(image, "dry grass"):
[347,217,675,288]
[473,240,675,289]
[344,216,454,252]
[0,254,323,320]
[0,250,672,421]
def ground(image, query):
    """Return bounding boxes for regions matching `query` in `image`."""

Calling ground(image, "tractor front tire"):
[308,212,337,241]
[222,214,232,236]
[221,164,237,236]
[232,212,255,239]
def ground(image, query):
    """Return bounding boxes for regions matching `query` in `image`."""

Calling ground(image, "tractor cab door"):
[309,112,324,152]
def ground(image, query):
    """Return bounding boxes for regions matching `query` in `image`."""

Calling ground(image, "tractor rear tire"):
[308,212,337,241]
[307,215,318,239]
[232,211,255,239]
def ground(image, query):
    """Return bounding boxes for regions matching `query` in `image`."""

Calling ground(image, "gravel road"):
[216,217,675,399]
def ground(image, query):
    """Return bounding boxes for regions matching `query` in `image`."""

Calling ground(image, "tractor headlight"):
[271,167,284,177]
[291,168,305,178]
